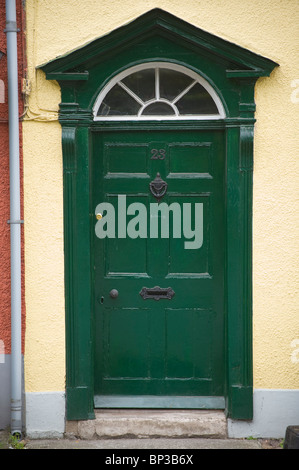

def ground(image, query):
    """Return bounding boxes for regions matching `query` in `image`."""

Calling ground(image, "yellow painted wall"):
[23,0,299,392]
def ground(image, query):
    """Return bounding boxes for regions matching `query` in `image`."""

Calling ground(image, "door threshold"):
[94,395,225,409]
[76,408,227,439]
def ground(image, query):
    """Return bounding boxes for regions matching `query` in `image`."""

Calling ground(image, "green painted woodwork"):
[41,9,278,421]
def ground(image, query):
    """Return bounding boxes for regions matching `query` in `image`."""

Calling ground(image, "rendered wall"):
[23,0,299,400]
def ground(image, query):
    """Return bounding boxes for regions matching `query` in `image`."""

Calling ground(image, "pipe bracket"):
[4,21,20,33]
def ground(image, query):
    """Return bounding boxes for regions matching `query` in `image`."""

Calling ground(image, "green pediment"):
[39,8,278,81]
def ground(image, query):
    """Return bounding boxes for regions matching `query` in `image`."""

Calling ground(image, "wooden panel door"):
[92,129,225,405]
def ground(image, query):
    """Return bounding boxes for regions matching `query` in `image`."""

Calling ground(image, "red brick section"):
[0,0,26,355]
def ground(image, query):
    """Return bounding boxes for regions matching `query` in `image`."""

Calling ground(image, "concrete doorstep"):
[74,410,227,440]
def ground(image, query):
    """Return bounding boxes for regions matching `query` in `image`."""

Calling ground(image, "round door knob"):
[110,289,119,299]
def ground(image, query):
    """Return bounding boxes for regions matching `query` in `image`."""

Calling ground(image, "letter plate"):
[139,286,175,301]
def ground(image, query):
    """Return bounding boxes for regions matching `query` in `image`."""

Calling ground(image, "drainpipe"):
[5,0,23,436]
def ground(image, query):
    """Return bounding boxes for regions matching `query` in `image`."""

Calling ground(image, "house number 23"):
[151,148,166,160]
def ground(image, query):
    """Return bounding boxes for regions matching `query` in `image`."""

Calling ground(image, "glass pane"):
[159,68,193,101]
[122,69,155,102]
[97,84,141,116]
[176,82,219,115]
[142,102,176,116]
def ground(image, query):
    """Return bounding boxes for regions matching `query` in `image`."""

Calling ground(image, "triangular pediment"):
[40,9,278,82]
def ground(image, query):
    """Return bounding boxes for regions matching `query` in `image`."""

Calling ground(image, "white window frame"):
[93,62,226,121]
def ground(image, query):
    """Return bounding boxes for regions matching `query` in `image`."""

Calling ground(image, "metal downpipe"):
[5,0,22,436]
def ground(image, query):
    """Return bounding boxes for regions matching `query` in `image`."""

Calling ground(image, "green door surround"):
[40,9,278,421]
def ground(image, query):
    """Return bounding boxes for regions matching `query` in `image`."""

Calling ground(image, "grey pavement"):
[24,437,265,449]
[0,430,282,449]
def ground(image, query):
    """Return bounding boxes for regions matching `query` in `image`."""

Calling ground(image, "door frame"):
[40,9,278,421]
[61,119,254,421]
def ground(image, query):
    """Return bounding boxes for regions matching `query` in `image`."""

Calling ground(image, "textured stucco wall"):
[22,121,65,392]
[23,0,299,393]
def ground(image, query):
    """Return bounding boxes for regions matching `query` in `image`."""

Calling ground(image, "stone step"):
[74,410,227,439]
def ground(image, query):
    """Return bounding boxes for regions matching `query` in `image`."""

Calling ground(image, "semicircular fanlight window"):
[95,64,224,119]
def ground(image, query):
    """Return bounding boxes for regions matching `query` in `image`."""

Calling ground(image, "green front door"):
[92,128,225,407]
